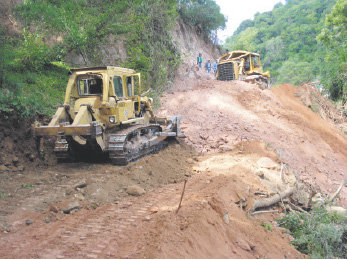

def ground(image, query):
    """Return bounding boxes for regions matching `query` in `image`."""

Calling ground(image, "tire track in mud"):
[0,183,182,258]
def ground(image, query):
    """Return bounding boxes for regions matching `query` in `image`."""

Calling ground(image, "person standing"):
[205,59,212,73]
[197,53,202,69]
[212,60,218,76]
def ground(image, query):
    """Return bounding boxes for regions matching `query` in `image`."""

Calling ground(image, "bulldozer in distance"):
[33,66,184,165]
[216,50,270,89]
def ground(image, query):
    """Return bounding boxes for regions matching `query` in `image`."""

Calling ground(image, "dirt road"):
[0,141,303,258]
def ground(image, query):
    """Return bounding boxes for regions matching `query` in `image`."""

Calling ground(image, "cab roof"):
[219,50,260,63]
[69,66,136,75]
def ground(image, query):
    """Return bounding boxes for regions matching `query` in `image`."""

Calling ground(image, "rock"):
[16,165,24,172]
[49,205,59,213]
[62,200,80,214]
[236,239,251,252]
[12,156,19,164]
[74,193,85,200]
[29,154,36,161]
[255,169,265,179]
[4,158,12,166]
[226,124,233,131]
[186,158,194,164]
[74,183,87,190]
[25,219,33,226]
[126,185,145,196]
[257,157,279,170]
[219,144,233,152]
[0,165,9,172]
[326,206,346,215]
[223,212,229,225]
[199,133,208,140]
[86,183,109,202]
[89,202,98,209]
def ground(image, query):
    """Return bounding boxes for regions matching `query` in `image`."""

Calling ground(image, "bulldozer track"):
[0,183,182,258]
[108,124,167,165]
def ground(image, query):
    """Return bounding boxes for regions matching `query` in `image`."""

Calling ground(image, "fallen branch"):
[328,179,347,203]
[280,162,284,183]
[288,201,311,216]
[305,189,316,209]
[253,187,294,211]
[251,210,278,215]
[176,179,187,214]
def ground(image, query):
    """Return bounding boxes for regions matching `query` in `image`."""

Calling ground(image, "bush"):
[278,206,347,258]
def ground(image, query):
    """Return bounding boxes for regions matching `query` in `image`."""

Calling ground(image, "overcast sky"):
[215,0,286,42]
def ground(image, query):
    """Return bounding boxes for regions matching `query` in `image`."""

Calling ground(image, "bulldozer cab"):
[77,74,103,96]
[67,67,141,103]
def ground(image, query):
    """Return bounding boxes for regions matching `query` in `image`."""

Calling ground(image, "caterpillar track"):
[108,124,168,165]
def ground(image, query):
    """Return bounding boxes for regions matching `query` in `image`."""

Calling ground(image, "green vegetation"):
[178,0,227,38]
[317,0,346,103]
[224,0,346,103]
[21,184,34,189]
[0,28,69,116]
[261,221,272,231]
[0,0,226,117]
[278,206,347,258]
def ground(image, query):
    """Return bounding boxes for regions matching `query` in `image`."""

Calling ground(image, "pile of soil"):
[159,81,347,206]
[0,113,56,174]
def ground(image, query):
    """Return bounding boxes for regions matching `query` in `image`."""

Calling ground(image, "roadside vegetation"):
[278,206,347,258]
[0,0,226,117]
[225,0,346,104]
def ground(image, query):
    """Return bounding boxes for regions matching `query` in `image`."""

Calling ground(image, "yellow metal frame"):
[218,50,270,79]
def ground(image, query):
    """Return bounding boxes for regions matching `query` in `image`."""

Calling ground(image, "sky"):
[215,0,286,42]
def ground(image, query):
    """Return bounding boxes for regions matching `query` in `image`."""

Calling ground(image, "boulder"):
[0,165,9,172]
[257,157,279,170]
[62,200,80,214]
[126,185,146,196]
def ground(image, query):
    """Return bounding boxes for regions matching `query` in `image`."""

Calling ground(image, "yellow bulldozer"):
[216,50,270,89]
[33,66,184,165]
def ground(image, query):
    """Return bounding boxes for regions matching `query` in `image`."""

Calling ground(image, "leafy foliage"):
[278,206,347,258]
[317,0,346,103]
[0,27,68,117]
[224,0,336,86]
[178,0,227,37]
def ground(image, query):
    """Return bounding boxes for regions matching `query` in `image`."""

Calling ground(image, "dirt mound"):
[0,141,303,258]
[159,80,347,206]
[0,113,56,173]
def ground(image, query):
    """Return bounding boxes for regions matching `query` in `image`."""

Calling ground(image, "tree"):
[224,27,258,52]
[277,58,314,85]
[178,0,227,37]
[317,0,346,103]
